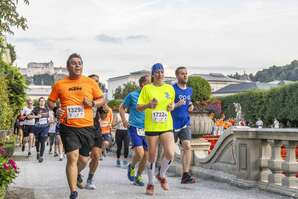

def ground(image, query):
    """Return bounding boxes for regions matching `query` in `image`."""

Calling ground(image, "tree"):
[113,82,138,99]
[0,0,29,35]
[6,43,16,63]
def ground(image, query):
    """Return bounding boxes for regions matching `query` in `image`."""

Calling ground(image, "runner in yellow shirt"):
[137,63,175,196]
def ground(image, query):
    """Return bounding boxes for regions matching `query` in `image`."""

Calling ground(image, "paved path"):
[9,147,292,199]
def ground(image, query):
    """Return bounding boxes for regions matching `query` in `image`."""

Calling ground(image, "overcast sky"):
[7,0,298,80]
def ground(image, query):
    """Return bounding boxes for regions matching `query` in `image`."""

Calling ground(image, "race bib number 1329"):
[67,105,85,119]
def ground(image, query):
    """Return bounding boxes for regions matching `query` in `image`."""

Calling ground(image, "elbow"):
[136,105,142,112]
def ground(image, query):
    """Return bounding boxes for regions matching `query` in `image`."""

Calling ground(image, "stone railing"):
[171,128,298,198]
[233,128,298,197]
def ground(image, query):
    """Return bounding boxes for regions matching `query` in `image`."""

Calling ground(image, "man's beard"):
[179,79,187,84]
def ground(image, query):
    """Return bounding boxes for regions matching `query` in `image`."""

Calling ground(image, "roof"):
[108,74,130,81]
[130,70,150,75]
[213,82,277,94]
[108,70,150,81]
[190,73,246,83]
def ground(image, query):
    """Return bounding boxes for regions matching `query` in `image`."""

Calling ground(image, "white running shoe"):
[86,179,96,190]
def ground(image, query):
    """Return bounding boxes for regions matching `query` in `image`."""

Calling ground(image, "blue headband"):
[151,63,164,75]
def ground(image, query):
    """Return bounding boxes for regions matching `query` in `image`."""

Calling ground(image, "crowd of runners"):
[15,53,197,199]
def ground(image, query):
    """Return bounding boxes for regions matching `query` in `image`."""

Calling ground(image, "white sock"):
[147,162,156,185]
[160,158,172,178]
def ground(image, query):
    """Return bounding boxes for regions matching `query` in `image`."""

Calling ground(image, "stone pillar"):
[282,141,298,189]
[260,140,272,182]
[191,138,211,165]
[268,140,284,185]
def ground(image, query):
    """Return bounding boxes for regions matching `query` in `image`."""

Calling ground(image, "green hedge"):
[221,83,298,127]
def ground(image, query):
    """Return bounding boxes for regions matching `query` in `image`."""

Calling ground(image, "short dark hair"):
[175,66,187,76]
[139,75,149,87]
[38,97,45,102]
[88,74,99,79]
[66,53,83,67]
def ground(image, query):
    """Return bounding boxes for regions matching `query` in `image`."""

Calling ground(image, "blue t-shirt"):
[123,89,145,129]
[171,83,192,129]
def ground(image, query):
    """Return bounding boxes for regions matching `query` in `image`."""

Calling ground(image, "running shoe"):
[116,159,121,167]
[77,174,84,189]
[28,151,32,156]
[69,191,78,199]
[36,152,40,160]
[134,175,145,186]
[181,173,197,184]
[122,160,128,168]
[156,174,169,191]
[127,164,135,182]
[146,184,154,196]
[86,179,96,190]
[38,157,44,163]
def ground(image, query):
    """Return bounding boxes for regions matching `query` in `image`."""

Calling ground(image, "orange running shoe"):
[156,175,169,191]
[146,184,154,196]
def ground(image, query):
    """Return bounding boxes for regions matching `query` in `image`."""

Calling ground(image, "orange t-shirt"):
[48,76,103,128]
[100,108,113,134]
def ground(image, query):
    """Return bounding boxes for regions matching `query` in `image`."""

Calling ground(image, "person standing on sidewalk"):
[171,66,196,184]
[48,53,104,199]
[120,75,150,186]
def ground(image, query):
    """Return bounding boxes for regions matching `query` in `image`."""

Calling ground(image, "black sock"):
[88,173,94,181]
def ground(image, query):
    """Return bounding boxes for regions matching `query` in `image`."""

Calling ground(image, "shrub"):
[0,147,18,190]
[187,76,211,102]
[0,75,13,130]
[0,60,27,116]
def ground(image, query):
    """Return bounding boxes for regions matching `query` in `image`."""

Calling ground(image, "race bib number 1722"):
[67,105,85,119]
[152,111,168,123]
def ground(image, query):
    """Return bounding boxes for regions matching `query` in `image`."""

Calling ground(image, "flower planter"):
[0,185,7,199]
[190,112,213,138]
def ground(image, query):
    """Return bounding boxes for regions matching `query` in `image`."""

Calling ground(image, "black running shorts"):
[60,124,95,157]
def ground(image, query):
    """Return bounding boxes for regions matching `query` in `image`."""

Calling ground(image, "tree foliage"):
[0,0,29,35]
[220,83,298,127]
[0,75,13,130]
[229,60,298,82]
[6,43,16,63]
[0,60,27,115]
[187,76,211,102]
[113,82,138,99]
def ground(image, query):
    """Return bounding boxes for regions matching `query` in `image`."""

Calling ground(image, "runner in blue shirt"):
[119,75,150,186]
[172,66,196,184]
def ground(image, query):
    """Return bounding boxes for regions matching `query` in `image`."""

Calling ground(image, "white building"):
[190,73,248,92]
[26,85,52,100]
[107,70,150,100]
[19,61,68,77]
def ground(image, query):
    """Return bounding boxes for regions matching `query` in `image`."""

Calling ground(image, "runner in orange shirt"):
[48,53,105,199]
[98,105,113,157]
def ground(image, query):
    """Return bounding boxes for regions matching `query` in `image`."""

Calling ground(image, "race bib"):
[39,118,48,125]
[137,128,145,136]
[152,111,168,123]
[67,105,85,119]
